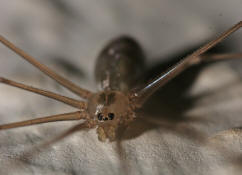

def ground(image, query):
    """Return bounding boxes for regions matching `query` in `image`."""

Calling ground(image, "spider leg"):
[0,111,88,130]
[190,53,242,65]
[116,126,130,174]
[132,21,242,106]
[0,35,93,99]
[0,77,86,109]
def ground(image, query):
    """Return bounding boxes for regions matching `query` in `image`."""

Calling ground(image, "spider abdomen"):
[95,36,145,92]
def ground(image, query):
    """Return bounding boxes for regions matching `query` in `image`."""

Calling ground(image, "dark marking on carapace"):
[107,93,116,106]
[97,92,116,106]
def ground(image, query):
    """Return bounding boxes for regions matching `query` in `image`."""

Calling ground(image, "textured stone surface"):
[0,0,242,174]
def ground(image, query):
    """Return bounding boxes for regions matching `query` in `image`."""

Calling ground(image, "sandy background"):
[0,0,242,174]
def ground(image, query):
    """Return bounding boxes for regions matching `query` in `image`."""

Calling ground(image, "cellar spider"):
[0,21,241,147]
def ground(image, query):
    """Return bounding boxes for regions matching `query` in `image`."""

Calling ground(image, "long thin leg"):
[0,35,92,99]
[0,111,88,130]
[190,53,242,65]
[133,21,242,106]
[116,126,130,175]
[0,77,86,109]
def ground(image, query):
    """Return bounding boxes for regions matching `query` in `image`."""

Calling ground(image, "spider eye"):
[108,113,115,120]
[97,113,103,121]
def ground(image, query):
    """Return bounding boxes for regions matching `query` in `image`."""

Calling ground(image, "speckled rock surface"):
[0,1,242,175]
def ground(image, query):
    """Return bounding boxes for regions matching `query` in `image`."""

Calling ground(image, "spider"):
[0,21,241,145]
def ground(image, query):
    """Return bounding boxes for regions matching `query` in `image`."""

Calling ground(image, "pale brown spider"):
[0,21,241,146]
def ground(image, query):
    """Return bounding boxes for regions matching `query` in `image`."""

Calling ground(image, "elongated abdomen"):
[95,36,145,92]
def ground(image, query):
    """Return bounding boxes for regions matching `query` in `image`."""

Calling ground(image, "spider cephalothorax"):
[87,91,135,141]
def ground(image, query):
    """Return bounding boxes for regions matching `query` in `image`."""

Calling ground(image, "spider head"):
[87,90,135,141]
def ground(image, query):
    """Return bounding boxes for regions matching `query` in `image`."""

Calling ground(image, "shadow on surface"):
[51,56,86,79]
[119,43,234,143]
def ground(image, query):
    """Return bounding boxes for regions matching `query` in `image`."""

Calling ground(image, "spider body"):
[89,36,145,141]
